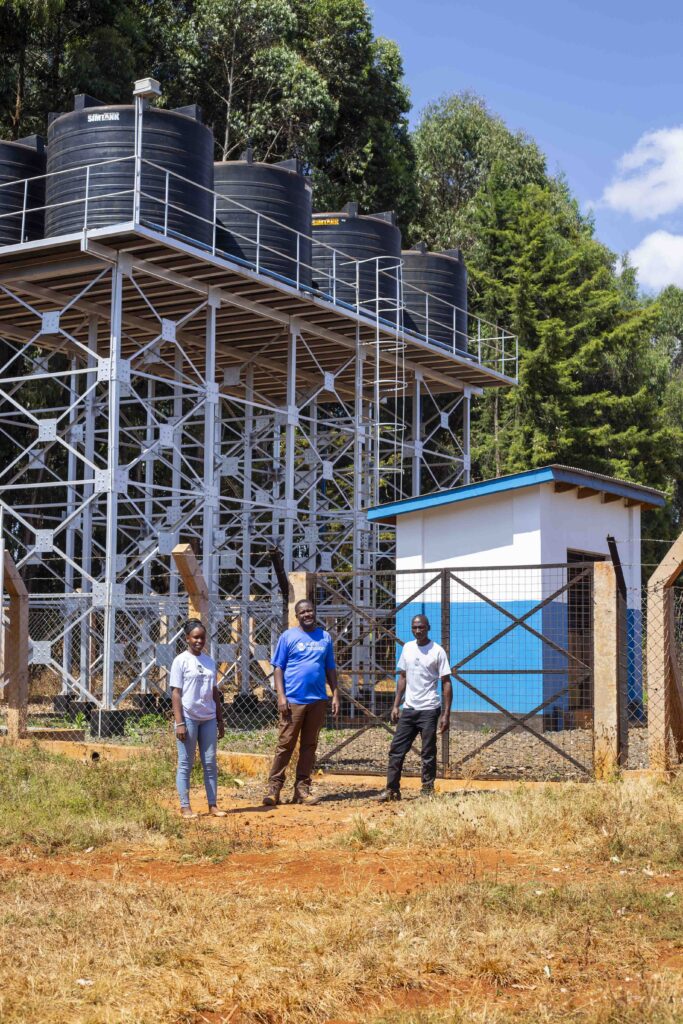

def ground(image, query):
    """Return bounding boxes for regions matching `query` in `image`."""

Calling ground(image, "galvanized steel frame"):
[0,222,495,707]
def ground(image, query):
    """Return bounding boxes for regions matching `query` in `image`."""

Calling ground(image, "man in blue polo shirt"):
[263,598,340,806]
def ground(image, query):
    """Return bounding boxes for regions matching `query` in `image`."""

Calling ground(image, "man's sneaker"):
[420,784,436,798]
[262,788,281,807]
[376,788,401,803]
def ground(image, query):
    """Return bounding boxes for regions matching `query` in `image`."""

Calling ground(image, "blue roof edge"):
[366,465,666,521]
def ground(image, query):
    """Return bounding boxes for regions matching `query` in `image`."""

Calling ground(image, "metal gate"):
[312,564,595,781]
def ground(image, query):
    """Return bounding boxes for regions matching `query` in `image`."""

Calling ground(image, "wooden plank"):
[171,543,208,622]
[287,572,312,628]
[3,551,28,741]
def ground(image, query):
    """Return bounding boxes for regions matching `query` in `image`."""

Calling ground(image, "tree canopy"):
[411,93,683,540]
[0,0,679,538]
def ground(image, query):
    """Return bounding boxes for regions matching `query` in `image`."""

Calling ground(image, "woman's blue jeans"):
[176,716,218,808]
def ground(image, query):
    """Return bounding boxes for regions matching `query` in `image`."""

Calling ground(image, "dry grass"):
[0,865,681,1024]
[2,747,683,1023]
[373,977,683,1022]
[343,777,683,867]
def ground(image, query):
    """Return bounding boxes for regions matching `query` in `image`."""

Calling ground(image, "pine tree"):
[469,176,681,497]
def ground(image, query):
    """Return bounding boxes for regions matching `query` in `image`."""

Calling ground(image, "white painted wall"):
[396,486,543,604]
[396,486,542,569]
[395,482,641,606]
[538,487,641,604]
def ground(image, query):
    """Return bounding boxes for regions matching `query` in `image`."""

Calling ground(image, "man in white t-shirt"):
[377,613,452,801]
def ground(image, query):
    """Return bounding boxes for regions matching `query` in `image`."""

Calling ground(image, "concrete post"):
[3,551,29,741]
[593,561,620,779]
[647,531,683,772]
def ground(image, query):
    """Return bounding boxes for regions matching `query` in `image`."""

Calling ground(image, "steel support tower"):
[0,163,516,726]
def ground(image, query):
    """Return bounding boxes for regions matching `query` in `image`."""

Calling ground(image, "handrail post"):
[212,191,217,254]
[84,165,90,233]
[20,178,28,242]
[332,249,337,303]
[133,94,143,224]
[255,214,260,273]
[163,170,169,235]
[296,232,300,289]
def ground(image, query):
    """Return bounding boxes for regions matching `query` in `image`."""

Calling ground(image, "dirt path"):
[3,781,681,897]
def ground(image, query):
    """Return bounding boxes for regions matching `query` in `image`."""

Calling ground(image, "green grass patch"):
[0,743,239,857]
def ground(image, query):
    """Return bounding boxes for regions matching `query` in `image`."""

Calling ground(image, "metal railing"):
[0,156,518,380]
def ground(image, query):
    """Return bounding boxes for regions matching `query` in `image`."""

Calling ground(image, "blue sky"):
[369,0,683,292]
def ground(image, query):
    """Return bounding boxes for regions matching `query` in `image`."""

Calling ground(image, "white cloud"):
[629,231,683,291]
[602,127,683,219]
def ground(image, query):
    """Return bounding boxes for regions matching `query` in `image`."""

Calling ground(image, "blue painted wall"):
[396,599,644,720]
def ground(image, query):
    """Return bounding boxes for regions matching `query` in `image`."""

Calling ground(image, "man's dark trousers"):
[386,706,441,791]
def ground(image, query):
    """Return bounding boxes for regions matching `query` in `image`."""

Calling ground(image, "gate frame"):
[309,562,604,780]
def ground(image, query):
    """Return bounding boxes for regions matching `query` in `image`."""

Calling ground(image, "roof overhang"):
[367,464,666,525]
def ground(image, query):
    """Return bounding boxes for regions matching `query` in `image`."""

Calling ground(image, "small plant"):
[124,713,168,743]
[344,814,383,848]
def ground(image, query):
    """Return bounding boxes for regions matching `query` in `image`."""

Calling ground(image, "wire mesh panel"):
[3,564,598,776]
[625,580,683,772]
[310,565,595,780]
[16,594,187,740]
[624,583,649,769]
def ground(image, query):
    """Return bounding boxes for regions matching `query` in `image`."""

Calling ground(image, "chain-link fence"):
[623,577,683,772]
[5,558,682,778]
[308,565,594,781]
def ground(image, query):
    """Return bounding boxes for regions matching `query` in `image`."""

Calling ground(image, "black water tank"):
[0,136,46,245]
[312,203,402,316]
[45,95,214,245]
[214,151,312,286]
[402,244,468,352]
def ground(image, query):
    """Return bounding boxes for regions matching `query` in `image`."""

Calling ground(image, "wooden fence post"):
[647,533,683,773]
[593,561,621,779]
[172,544,209,622]
[3,551,29,741]
[287,571,313,627]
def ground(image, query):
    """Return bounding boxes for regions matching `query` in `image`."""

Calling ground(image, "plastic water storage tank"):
[402,244,468,352]
[0,136,46,245]
[214,151,312,286]
[45,95,214,245]
[312,202,401,317]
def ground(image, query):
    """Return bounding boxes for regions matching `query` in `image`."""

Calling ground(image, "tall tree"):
[0,0,152,138]
[163,0,334,163]
[411,92,683,537]
[162,0,415,220]
[409,92,546,249]
[293,0,415,223]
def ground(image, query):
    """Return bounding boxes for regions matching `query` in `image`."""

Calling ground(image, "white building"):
[368,465,664,725]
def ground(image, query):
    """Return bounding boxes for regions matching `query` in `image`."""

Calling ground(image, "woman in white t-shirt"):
[170,619,226,818]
